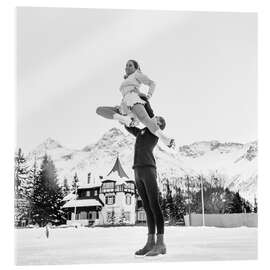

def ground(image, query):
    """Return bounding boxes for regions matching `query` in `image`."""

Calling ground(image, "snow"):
[62,199,102,208]
[106,171,129,183]
[26,130,257,203]
[15,226,257,265]
[62,192,76,201]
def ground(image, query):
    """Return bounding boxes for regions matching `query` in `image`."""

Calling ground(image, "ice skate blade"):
[144,253,166,259]
[134,254,146,258]
[144,249,167,257]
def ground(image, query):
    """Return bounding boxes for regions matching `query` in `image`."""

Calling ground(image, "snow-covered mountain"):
[26,128,257,203]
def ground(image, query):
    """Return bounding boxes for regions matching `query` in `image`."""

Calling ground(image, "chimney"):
[87,172,91,184]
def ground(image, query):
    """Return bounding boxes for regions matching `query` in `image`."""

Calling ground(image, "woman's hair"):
[124,59,141,79]
[129,59,141,71]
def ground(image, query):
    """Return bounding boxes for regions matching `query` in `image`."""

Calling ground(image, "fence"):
[184,213,258,227]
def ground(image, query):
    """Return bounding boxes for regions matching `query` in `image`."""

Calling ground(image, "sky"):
[16,7,257,152]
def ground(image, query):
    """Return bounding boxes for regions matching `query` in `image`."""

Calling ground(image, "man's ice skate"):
[145,234,166,257]
[134,234,155,257]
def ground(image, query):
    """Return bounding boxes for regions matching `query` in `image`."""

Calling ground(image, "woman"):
[96,60,175,148]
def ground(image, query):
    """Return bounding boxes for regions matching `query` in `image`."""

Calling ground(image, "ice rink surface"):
[15,226,257,265]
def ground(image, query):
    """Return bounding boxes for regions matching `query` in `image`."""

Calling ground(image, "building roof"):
[62,192,76,201]
[77,184,101,189]
[106,156,129,180]
[62,199,102,208]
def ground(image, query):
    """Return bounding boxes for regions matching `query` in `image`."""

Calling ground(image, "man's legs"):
[134,169,156,256]
[141,167,164,235]
[140,167,166,256]
[135,169,156,234]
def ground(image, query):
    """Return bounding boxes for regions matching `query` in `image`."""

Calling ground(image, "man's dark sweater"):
[124,95,158,168]
[125,126,158,169]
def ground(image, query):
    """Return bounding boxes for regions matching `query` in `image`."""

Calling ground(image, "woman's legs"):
[131,103,173,146]
[96,106,133,126]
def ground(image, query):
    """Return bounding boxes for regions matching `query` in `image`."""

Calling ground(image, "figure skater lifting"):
[96,59,175,148]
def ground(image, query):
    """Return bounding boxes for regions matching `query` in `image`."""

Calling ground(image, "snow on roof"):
[62,199,102,208]
[77,183,101,189]
[62,192,76,201]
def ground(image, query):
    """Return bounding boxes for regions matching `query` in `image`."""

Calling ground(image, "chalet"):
[62,156,146,226]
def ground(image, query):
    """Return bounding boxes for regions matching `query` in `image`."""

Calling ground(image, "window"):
[126,195,132,205]
[105,195,115,205]
[94,190,98,196]
[125,182,134,192]
[138,211,146,221]
[115,185,124,192]
[80,211,87,219]
[103,182,114,189]
[86,191,90,197]
[88,211,96,220]
[102,182,115,192]
[127,183,134,189]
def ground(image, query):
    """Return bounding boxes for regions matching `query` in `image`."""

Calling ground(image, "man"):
[97,97,174,256]
[124,98,172,257]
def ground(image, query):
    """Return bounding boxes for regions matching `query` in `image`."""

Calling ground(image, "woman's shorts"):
[120,91,146,115]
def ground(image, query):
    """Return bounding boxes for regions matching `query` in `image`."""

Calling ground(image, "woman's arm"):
[135,71,156,99]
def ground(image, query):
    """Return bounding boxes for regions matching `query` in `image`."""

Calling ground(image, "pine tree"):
[14,148,30,227]
[230,191,243,213]
[165,180,174,223]
[224,188,234,213]
[242,199,252,213]
[203,181,225,214]
[254,197,258,213]
[172,187,186,223]
[30,154,65,226]
[159,183,169,222]
[23,157,40,224]
[14,148,28,197]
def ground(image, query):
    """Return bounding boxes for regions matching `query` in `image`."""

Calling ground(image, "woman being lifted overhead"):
[96,59,175,148]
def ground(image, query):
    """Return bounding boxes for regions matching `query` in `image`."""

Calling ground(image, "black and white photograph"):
[14,6,257,266]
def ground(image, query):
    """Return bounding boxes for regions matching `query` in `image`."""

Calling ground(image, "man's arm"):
[124,125,140,137]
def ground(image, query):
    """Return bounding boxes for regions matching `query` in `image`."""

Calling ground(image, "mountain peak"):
[101,128,125,140]
[107,127,124,135]
[35,137,63,152]
[43,137,62,148]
